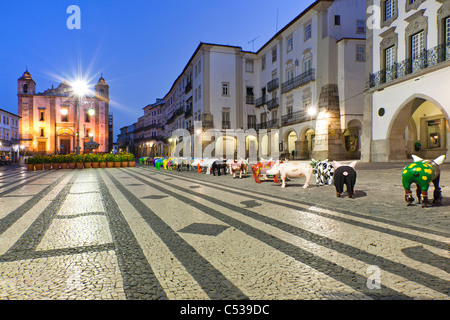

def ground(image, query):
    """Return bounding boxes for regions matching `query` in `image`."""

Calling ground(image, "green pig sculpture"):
[402,155,445,207]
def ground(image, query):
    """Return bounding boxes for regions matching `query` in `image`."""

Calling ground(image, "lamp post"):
[72,80,89,155]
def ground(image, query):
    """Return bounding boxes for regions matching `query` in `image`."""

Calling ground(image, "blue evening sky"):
[0,0,314,140]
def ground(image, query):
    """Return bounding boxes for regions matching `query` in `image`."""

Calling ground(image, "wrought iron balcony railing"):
[281,69,315,94]
[281,110,315,126]
[267,78,279,92]
[368,43,450,88]
[267,97,279,110]
[255,95,267,108]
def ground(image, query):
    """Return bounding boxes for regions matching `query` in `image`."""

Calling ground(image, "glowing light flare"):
[71,79,89,97]
[307,106,318,117]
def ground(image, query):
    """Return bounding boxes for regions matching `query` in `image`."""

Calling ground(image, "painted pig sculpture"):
[265,161,313,189]
[312,159,335,186]
[227,159,249,179]
[333,161,357,198]
[251,159,280,184]
[402,155,445,207]
[212,160,228,176]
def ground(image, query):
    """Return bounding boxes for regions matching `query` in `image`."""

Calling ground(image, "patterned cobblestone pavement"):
[0,163,449,300]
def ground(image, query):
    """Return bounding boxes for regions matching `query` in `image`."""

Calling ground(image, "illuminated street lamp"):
[72,79,89,155]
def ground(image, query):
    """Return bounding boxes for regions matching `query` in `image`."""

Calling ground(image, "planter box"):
[121,161,129,167]
[44,163,52,170]
[35,164,43,170]
[99,162,107,168]
[92,162,99,168]
[69,162,76,169]
[84,162,92,169]
[60,163,68,169]
[26,164,35,171]
[53,163,60,169]
[76,163,84,169]
[128,161,136,167]
[114,162,121,168]
[107,162,114,168]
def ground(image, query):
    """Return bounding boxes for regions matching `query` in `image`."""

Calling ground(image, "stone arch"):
[298,126,315,159]
[387,94,449,160]
[344,119,362,159]
[283,129,298,159]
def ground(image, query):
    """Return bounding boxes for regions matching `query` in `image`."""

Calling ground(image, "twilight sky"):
[0,0,313,140]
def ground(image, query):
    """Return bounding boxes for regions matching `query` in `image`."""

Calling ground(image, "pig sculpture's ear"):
[349,161,357,169]
[333,161,342,169]
[433,155,446,165]
[412,155,423,162]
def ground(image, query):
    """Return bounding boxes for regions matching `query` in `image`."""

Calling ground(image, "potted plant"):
[34,155,44,170]
[106,153,115,168]
[120,152,129,167]
[25,157,35,171]
[113,154,122,168]
[67,153,76,169]
[75,154,85,169]
[51,155,61,169]
[91,153,99,168]
[84,154,92,169]
[127,153,136,167]
[43,155,52,170]
[99,154,107,168]
[60,154,69,169]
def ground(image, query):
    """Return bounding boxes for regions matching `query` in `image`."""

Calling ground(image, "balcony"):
[185,81,192,94]
[267,97,279,110]
[185,106,193,118]
[267,78,279,92]
[281,69,315,94]
[246,95,255,105]
[222,121,231,129]
[257,119,278,130]
[255,95,267,108]
[281,110,313,126]
[368,43,450,89]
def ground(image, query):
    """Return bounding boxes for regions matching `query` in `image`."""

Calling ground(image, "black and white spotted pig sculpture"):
[312,159,335,186]
[333,161,357,198]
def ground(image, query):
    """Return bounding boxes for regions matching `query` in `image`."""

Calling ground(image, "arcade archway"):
[388,96,448,160]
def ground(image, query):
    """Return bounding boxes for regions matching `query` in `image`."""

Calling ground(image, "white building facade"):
[364,0,450,162]
[133,0,368,161]
[0,108,21,161]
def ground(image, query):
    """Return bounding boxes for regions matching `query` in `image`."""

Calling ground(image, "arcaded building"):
[18,70,111,154]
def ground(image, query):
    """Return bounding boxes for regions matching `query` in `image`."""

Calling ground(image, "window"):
[384,0,396,21]
[198,85,201,100]
[303,58,312,73]
[247,115,256,130]
[222,82,229,96]
[385,46,395,69]
[335,15,341,26]
[40,128,45,137]
[287,67,294,81]
[222,111,230,129]
[287,36,293,52]
[272,46,277,63]
[85,111,91,123]
[304,24,312,41]
[262,55,266,70]
[411,31,424,60]
[61,109,68,122]
[23,84,28,94]
[445,17,450,44]
[287,106,293,119]
[39,111,45,121]
[356,45,366,62]
[356,20,366,34]
[245,59,254,73]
